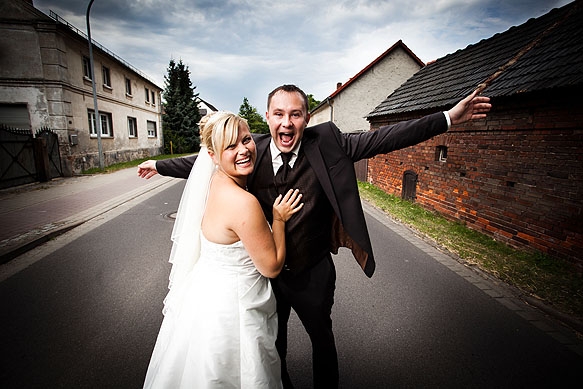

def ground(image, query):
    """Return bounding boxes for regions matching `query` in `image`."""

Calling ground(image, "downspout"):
[327,98,333,122]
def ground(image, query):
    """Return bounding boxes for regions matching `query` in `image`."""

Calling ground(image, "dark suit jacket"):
[157,112,448,277]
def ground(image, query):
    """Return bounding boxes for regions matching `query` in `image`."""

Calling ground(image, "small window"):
[125,77,132,96]
[147,120,157,137]
[436,146,448,162]
[145,87,150,103]
[128,117,137,138]
[88,109,113,137]
[102,66,111,88]
[151,90,156,106]
[82,56,91,79]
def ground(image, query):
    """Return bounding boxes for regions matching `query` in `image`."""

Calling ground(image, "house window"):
[145,87,150,103]
[88,109,113,137]
[82,56,91,79]
[102,66,111,88]
[125,77,132,96]
[147,120,157,137]
[128,116,137,138]
[436,146,448,162]
[151,90,156,106]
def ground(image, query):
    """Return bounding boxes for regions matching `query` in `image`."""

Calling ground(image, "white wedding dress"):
[144,234,282,388]
[144,148,282,388]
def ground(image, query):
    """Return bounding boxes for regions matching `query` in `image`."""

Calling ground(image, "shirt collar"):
[270,139,301,173]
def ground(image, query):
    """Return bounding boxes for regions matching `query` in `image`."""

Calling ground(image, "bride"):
[144,112,303,388]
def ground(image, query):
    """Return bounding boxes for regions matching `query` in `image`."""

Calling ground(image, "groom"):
[138,84,491,388]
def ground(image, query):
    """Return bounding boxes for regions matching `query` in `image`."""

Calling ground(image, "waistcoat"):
[249,148,333,274]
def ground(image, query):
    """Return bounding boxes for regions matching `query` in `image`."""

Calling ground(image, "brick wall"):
[367,93,583,270]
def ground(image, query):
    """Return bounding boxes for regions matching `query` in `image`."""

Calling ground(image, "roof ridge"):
[367,1,582,117]
[476,1,580,94]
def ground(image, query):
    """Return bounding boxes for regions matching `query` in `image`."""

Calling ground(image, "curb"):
[362,200,583,356]
[0,222,83,264]
[0,176,178,264]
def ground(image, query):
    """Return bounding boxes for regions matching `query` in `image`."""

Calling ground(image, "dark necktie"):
[275,152,292,186]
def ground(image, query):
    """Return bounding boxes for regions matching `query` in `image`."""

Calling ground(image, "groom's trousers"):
[271,254,338,389]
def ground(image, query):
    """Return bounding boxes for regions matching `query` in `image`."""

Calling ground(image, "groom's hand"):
[137,160,158,179]
[448,90,492,125]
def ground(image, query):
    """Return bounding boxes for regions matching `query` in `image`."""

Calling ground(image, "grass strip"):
[358,181,583,321]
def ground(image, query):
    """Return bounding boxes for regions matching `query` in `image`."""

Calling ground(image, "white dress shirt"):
[269,140,301,175]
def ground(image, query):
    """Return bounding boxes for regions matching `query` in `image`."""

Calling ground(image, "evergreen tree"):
[162,59,202,153]
[238,97,269,134]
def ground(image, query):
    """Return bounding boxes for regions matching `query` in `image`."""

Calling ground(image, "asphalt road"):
[1,181,581,388]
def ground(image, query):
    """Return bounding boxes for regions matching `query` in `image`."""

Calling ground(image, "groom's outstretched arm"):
[137,155,197,179]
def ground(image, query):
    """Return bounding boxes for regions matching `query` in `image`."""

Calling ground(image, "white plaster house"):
[198,98,219,117]
[0,0,163,176]
[310,40,425,133]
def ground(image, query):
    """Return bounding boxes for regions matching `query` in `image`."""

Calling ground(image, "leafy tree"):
[162,59,202,153]
[238,97,269,134]
[307,94,321,112]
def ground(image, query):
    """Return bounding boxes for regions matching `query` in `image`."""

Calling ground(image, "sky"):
[33,0,573,114]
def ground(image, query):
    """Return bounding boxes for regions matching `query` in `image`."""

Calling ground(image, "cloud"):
[33,0,573,113]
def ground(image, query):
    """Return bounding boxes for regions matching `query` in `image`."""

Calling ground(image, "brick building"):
[366,2,582,269]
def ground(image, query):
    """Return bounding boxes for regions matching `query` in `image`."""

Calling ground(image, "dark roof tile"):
[368,2,582,117]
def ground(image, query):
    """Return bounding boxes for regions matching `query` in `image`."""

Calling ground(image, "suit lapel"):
[302,134,341,219]
[250,134,272,183]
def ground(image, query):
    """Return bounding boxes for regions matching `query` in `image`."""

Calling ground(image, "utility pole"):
[86,0,104,169]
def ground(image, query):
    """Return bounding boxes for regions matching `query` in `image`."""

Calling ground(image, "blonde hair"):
[200,112,249,164]
[198,111,217,134]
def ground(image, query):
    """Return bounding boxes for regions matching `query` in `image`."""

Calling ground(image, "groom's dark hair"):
[267,84,309,114]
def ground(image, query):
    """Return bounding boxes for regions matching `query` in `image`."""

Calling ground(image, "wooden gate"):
[0,125,36,189]
[36,128,63,179]
[0,125,62,189]
[402,170,418,201]
[354,159,368,182]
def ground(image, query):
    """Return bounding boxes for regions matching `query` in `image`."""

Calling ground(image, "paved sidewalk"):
[0,169,179,263]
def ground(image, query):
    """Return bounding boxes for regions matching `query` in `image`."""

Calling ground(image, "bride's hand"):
[273,189,304,222]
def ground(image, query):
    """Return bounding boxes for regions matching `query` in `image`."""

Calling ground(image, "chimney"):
[336,82,342,89]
